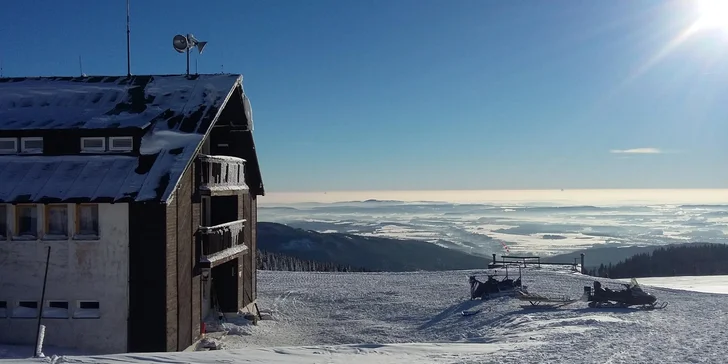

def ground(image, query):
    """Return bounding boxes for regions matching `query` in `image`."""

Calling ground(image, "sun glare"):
[696,0,728,31]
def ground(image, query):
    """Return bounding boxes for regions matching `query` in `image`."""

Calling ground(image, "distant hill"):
[257,222,490,272]
[544,245,660,269]
[586,243,728,279]
[545,242,719,271]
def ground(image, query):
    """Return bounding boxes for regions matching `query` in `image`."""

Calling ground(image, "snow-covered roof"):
[0,155,156,203]
[0,74,258,203]
[0,74,238,131]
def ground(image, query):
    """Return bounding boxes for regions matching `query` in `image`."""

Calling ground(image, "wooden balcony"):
[197,154,248,195]
[199,219,247,267]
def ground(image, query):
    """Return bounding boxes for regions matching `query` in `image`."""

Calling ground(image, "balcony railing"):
[199,219,246,258]
[198,154,247,193]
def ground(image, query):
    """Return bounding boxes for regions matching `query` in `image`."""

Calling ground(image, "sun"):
[695,0,728,31]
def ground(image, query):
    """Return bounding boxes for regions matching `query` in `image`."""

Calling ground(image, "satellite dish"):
[173,34,188,53]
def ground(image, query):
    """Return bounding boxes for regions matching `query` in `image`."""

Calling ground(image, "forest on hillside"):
[586,243,728,278]
[256,222,490,272]
[256,249,374,272]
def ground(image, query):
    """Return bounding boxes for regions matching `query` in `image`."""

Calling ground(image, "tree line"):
[256,249,375,272]
[585,243,728,279]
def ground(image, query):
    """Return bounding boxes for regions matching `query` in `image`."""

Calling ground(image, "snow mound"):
[139,130,201,155]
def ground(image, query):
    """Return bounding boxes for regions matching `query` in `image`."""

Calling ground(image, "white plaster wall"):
[0,203,129,354]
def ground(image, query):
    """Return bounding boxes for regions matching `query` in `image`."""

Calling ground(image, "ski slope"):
[2,268,727,363]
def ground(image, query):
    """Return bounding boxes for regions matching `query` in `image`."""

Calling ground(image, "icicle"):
[230,221,243,247]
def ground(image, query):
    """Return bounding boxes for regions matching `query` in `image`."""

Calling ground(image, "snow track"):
[224,268,728,363]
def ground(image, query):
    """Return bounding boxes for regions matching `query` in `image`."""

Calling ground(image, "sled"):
[461,309,482,316]
[515,289,579,309]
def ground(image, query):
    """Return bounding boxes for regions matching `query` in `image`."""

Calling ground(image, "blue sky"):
[1,0,727,192]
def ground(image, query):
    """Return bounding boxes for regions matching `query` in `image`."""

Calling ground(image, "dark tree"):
[256,249,374,272]
[586,243,728,279]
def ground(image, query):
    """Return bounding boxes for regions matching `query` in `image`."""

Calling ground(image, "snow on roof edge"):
[162,76,242,205]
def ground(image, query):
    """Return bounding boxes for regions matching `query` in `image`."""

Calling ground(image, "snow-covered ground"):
[618,275,728,295]
[4,268,727,363]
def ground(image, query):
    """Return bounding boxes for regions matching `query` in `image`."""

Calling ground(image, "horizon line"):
[264,188,728,194]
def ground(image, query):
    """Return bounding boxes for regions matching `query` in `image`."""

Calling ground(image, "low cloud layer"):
[609,148,662,154]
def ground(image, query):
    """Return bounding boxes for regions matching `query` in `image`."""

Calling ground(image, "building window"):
[108,136,133,152]
[15,205,38,239]
[76,204,99,238]
[81,137,106,152]
[20,137,43,154]
[44,301,69,319]
[0,205,6,238]
[0,138,17,154]
[74,301,100,319]
[45,204,68,238]
[0,301,6,318]
[13,301,38,318]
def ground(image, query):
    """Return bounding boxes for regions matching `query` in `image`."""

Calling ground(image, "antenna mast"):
[126,0,131,77]
[79,56,84,76]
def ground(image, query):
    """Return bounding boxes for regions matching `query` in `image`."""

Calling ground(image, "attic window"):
[81,137,106,152]
[0,138,18,154]
[109,136,133,152]
[20,137,43,154]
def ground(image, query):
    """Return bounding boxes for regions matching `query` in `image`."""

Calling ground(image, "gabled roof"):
[0,74,264,203]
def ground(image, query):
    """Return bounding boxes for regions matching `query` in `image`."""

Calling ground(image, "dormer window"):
[20,137,43,154]
[81,137,106,152]
[0,138,18,154]
[109,136,133,152]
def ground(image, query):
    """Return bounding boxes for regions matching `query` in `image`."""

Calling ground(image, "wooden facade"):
[126,164,259,352]
[125,89,263,353]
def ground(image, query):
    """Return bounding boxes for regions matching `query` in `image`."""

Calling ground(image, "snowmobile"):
[582,278,668,309]
[469,274,522,300]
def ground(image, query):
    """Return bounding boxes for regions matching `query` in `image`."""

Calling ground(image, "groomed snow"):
[619,275,728,295]
[4,268,726,363]
[1,342,542,364]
